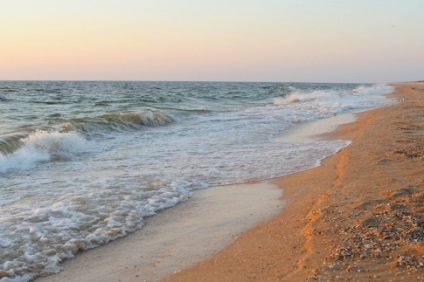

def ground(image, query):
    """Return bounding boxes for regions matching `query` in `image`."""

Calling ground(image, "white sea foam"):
[0,131,92,173]
[274,90,332,105]
[0,82,395,281]
[351,84,393,95]
[272,84,394,123]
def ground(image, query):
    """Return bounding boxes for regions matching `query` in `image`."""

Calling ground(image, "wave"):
[273,90,331,105]
[0,87,17,93]
[0,110,173,172]
[269,84,394,124]
[103,111,173,126]
[351,84,394,95]
[60,110,174,134]
[0,131,92,173]
[0,134,27,155]
[273,84,393,106]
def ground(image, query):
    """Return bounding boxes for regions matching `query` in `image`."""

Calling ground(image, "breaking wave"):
[0,131,92,173]
[0,110,173,173]
[60,110,174,134]
[273,90,331,105]
[0,134,27,156]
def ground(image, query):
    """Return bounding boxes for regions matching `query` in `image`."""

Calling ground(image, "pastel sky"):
[1,0,423,83]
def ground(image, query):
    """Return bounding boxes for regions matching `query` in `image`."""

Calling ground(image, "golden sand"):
[167,82,424,281]
[37,82,423,282]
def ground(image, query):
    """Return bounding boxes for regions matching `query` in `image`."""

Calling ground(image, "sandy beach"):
[35,82,424,282]
[36,183,283,282]
[168,82,424,281]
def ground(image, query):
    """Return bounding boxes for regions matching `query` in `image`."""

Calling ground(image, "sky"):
[1,0,423,83]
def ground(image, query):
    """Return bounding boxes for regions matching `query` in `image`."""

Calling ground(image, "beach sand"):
[37,183,283,282]
[167,82,424,281]
[37,82,424,281]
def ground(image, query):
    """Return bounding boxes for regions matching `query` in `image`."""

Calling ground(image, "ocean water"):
[0,81,393,281]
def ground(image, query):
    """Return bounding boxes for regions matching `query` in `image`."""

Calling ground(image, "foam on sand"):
[37,182,283,282]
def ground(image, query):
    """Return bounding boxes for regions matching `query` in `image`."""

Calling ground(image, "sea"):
[0,81,393,281]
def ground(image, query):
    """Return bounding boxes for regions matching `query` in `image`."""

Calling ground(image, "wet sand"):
[168,82,424,281]
[37,82,424,282]
[37,183,283,282]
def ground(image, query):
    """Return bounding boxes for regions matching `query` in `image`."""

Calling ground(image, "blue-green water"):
[0,81,393,281]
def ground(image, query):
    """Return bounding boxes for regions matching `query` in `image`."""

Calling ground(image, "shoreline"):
[37,183,283,282]
[33,87,371,282]
[35,82,423,282]
[167,82,424,281]
[35,87,362,281]
[275,111,356,142]
[35,97,364,282]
